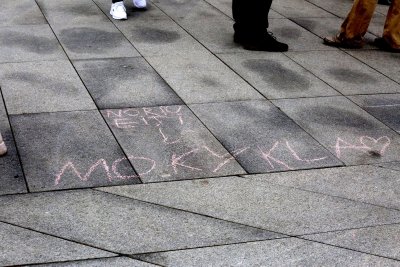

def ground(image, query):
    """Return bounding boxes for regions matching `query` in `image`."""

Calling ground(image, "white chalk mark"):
[159,127,181,144]
[171,148,202,173]
[285,140,327,163]
[106,110,122,118]
[359,136,391,155]
[364,104,400,108]
[55,159,113,185]
[204,146,249,172]
[114,118,139,129]
[258,143,293,170]
[332,136,391,158]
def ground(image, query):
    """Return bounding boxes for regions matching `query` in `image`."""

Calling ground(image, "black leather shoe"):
[234,31,288,52]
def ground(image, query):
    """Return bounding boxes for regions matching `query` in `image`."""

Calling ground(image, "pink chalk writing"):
[204,146,249,172]
[333,136,391,158]
[171,148,203,173]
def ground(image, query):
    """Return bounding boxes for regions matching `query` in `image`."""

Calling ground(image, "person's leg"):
[381,0,400,49]
[324,0,377,48]
[232,0,288,51]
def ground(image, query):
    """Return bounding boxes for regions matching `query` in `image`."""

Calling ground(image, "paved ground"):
[1,0,400,266]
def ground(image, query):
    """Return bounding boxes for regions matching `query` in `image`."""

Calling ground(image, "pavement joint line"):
[0,220,122,258]
[0,88,30,193]
[125,255,166,267]
[4,256,122,267]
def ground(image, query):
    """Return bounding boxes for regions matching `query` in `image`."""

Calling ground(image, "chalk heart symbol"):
[360,136,391,154]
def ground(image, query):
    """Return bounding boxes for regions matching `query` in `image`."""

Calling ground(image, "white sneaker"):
[133,0,147,9]
[110,1,127,20]
[0,133,7,156]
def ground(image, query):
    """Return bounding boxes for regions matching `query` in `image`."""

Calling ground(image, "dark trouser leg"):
[112,0,122,3]
[232,0,273,39]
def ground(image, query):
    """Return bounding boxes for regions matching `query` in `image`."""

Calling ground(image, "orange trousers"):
[339,0,400,48]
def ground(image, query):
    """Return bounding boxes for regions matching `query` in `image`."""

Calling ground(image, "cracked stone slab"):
[35,257,159,267]
[133,238,400,266]
[53,23,139,60]
[0,60,96,114]
[286,51,400,95]
[218,52,339,99]
[190,100,342,173]
[268,19,332,51]
[99,176,400,235]
[0,190,283,254]
[0,222,115,266]
[248,165,400,210]
[115,17,206,57]
[0,0,46,26]
[347,50,400,84]
[273,96,400,165]
[271,0,335,18]
[10,111,140,192]
[0,99,26,195]
[302,224,400,260]
[349,94,400,133]
[74,58,182,109]
[37,0,110,26]
[0,25,66,63]
[146,53,264,103]
[101,105,246,182]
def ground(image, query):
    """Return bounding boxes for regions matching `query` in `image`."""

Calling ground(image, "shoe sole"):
[110,11,127,20]
[0,141,7,156]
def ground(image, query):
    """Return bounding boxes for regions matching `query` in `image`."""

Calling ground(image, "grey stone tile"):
[272,96,400,165]
[271,0,335,18]
[218,52,339,99]
[10,111,140,192]
[248,165,400,210]
[37,0,110,26]
[99,176,400,235]
[0,25,66,63]
[286,51,400,94]
[115,17,206,57]
[347,50,400,84]
[101,105,246,182]
[134,238,400,266]
[146,53,264,103]
[152,0,218,21]
[0,222,115,266]
[306,0,353,17]
[349,94,400,133]
[292,17,378,48]
[376,162,400,172]
[269,19,332,51]
[0,61,96,114]
[53,23,139,60]
[0,0,47,26]
[0,99,26,195]
[74,58,182,109]
[0,190,282,254]
[190,100,342,173]
[35,257,158,267]
[303,224,400,260]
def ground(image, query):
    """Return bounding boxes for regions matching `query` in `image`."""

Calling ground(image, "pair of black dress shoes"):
[234,31,289,52]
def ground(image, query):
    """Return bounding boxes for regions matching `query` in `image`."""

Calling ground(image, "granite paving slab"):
[268,18,332,51]
[273,96,400,165]
[0,222,115,266]
[37,0,109,26]
[218,52,339,99]
[0,60,96,114]
[115,17,206,57]
[306,0,354,18]
[133,238,400,266]
[349,94,400,133]
[248,165,400,210]
[98,176,400,235]
[302,224,400,260]
[0,0,47,26]
[0,24,66,63]
[147,53,263,103]
[190,100,342,173]
[74,58,182,109]
[347,50,400,84]
[286,51,400,94]
[10,111,140,192]
[53,23,139,60]
[271,0,335,18]
[35,257,159,267]
[152,0,218,21]
[0,190,283,254]
[376,162,400,172]
[101,105,246,182]
[0,99,26,195]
